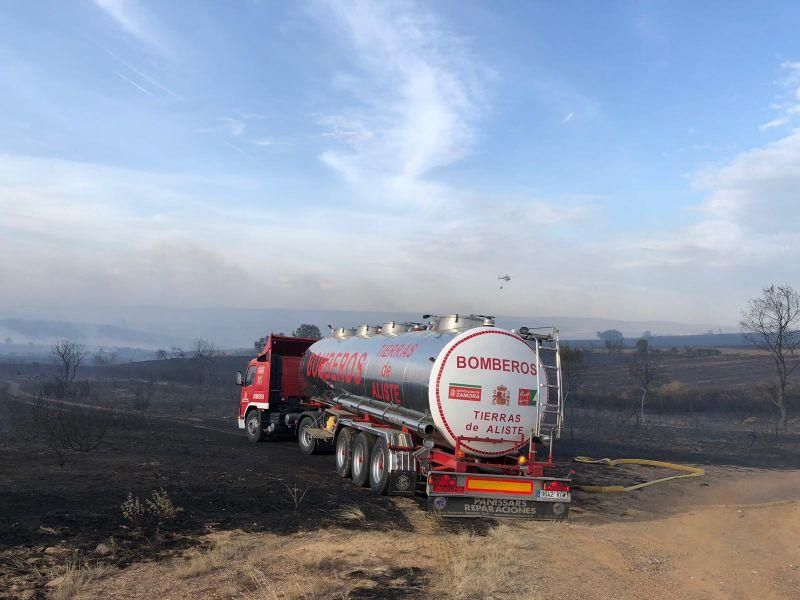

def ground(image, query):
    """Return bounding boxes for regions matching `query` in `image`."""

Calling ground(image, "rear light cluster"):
[428,473,464,494]
[543,480,571,492]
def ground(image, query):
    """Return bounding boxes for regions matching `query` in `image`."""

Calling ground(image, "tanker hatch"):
[356,324,379,337]
[435,314,495,333]
[331,327,356,339]
[380,321,411,336]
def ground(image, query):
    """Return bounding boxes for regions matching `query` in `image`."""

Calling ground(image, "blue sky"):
[1,1,800,326]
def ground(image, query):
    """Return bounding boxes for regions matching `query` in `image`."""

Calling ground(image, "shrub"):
[32,397,110,457]
[659,380,688,396]
[121,488,179,531]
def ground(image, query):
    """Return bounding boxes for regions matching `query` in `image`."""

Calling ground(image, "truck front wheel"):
[297,416,318,455]
[245,410,264,443]
[335,428,355,478]
[351,432,375,487]
[369,437,391,495]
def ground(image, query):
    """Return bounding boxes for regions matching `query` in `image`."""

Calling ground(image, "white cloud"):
[197,114,272,141]
[605,128,800,280]
[317,115,374,145]
[219,117,246,137]
[0,152,598,320]
[759,117,788,131]
[8,7,795,329]
[694,128,800,234]
[313,0,485,205]
[759,61,800,132]
[93,0,172,56]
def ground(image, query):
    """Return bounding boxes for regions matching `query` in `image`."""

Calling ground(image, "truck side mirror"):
[235,371,243,386]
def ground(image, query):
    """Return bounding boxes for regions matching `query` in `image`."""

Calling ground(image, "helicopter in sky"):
[497,274,511,289]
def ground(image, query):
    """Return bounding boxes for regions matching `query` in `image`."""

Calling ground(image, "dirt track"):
[2,387,799,598]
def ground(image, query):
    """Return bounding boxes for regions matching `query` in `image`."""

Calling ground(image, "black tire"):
[297,416,318,455]
[245,409,264,443]
[335,428,356,478]
[351,432,375,487]
[369,437,391,495]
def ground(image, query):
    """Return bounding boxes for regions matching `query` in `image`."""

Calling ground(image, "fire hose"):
[573,456,705,492]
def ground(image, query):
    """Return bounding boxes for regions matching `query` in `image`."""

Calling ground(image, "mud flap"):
[388,470,417,497]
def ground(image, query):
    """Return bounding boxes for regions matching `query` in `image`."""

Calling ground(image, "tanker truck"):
[236,315,570,518]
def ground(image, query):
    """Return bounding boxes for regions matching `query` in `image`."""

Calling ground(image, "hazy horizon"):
[0,303,738,351]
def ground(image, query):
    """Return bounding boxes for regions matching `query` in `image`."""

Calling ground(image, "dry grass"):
[239,568,348,600]
[433,524,536,600]
[74,522,562,599]
[170,532,349,599]
[174,535,259,579]
[24,453,800,600]
[48,561,116,600]
[137,528,433,599]
[333,504,366,522]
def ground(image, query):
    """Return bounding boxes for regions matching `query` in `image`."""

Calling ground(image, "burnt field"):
[1,350,799,599]
[579,349,776,390]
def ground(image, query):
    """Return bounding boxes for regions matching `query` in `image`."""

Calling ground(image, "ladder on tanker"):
[520,327,564,453]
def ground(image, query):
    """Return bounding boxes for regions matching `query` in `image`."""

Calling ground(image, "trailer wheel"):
[297,417,318,455]
[335,428,355,478]
[245,409,264,443]
[351,432,374,487]
[369,437,391,495]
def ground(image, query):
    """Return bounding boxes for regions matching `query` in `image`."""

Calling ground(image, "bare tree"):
[597,329,624,353]
[740,284,800,428]
[559,344,584,401]
[92,349,118,366]
[132,380,155,411]
[155,348,168,360]
[629,337,660,423]
[32,396,111,464]
[193,339,220,391]
[49,340,86,397]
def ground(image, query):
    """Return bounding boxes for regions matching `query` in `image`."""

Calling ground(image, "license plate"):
[536,490,570,500]
[429,496,569,519]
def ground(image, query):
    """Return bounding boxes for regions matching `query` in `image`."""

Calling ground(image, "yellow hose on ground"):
[573,456,705,492]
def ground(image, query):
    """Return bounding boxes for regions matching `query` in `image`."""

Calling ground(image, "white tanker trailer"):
[237,315,571,519]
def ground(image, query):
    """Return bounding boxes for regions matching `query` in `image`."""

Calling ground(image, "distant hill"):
[569,332,747,349]
[0,318,180,349]
[0,305,735,351]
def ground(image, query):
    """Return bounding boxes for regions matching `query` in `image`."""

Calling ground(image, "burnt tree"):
[49,340,86,397]
[740,284,800,428]
[559,344,584,401]
[629,338,660,423]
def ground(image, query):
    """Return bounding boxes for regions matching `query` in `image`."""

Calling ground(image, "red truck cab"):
[236,334,318,442]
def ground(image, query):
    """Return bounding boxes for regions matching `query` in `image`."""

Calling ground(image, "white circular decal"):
[428,327,547,457]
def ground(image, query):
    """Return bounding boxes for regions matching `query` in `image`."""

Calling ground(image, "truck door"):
[239,364,257,417]
[253,359,269,405]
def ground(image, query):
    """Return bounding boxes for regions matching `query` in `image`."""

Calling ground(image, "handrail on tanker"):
[331,391,436,436]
